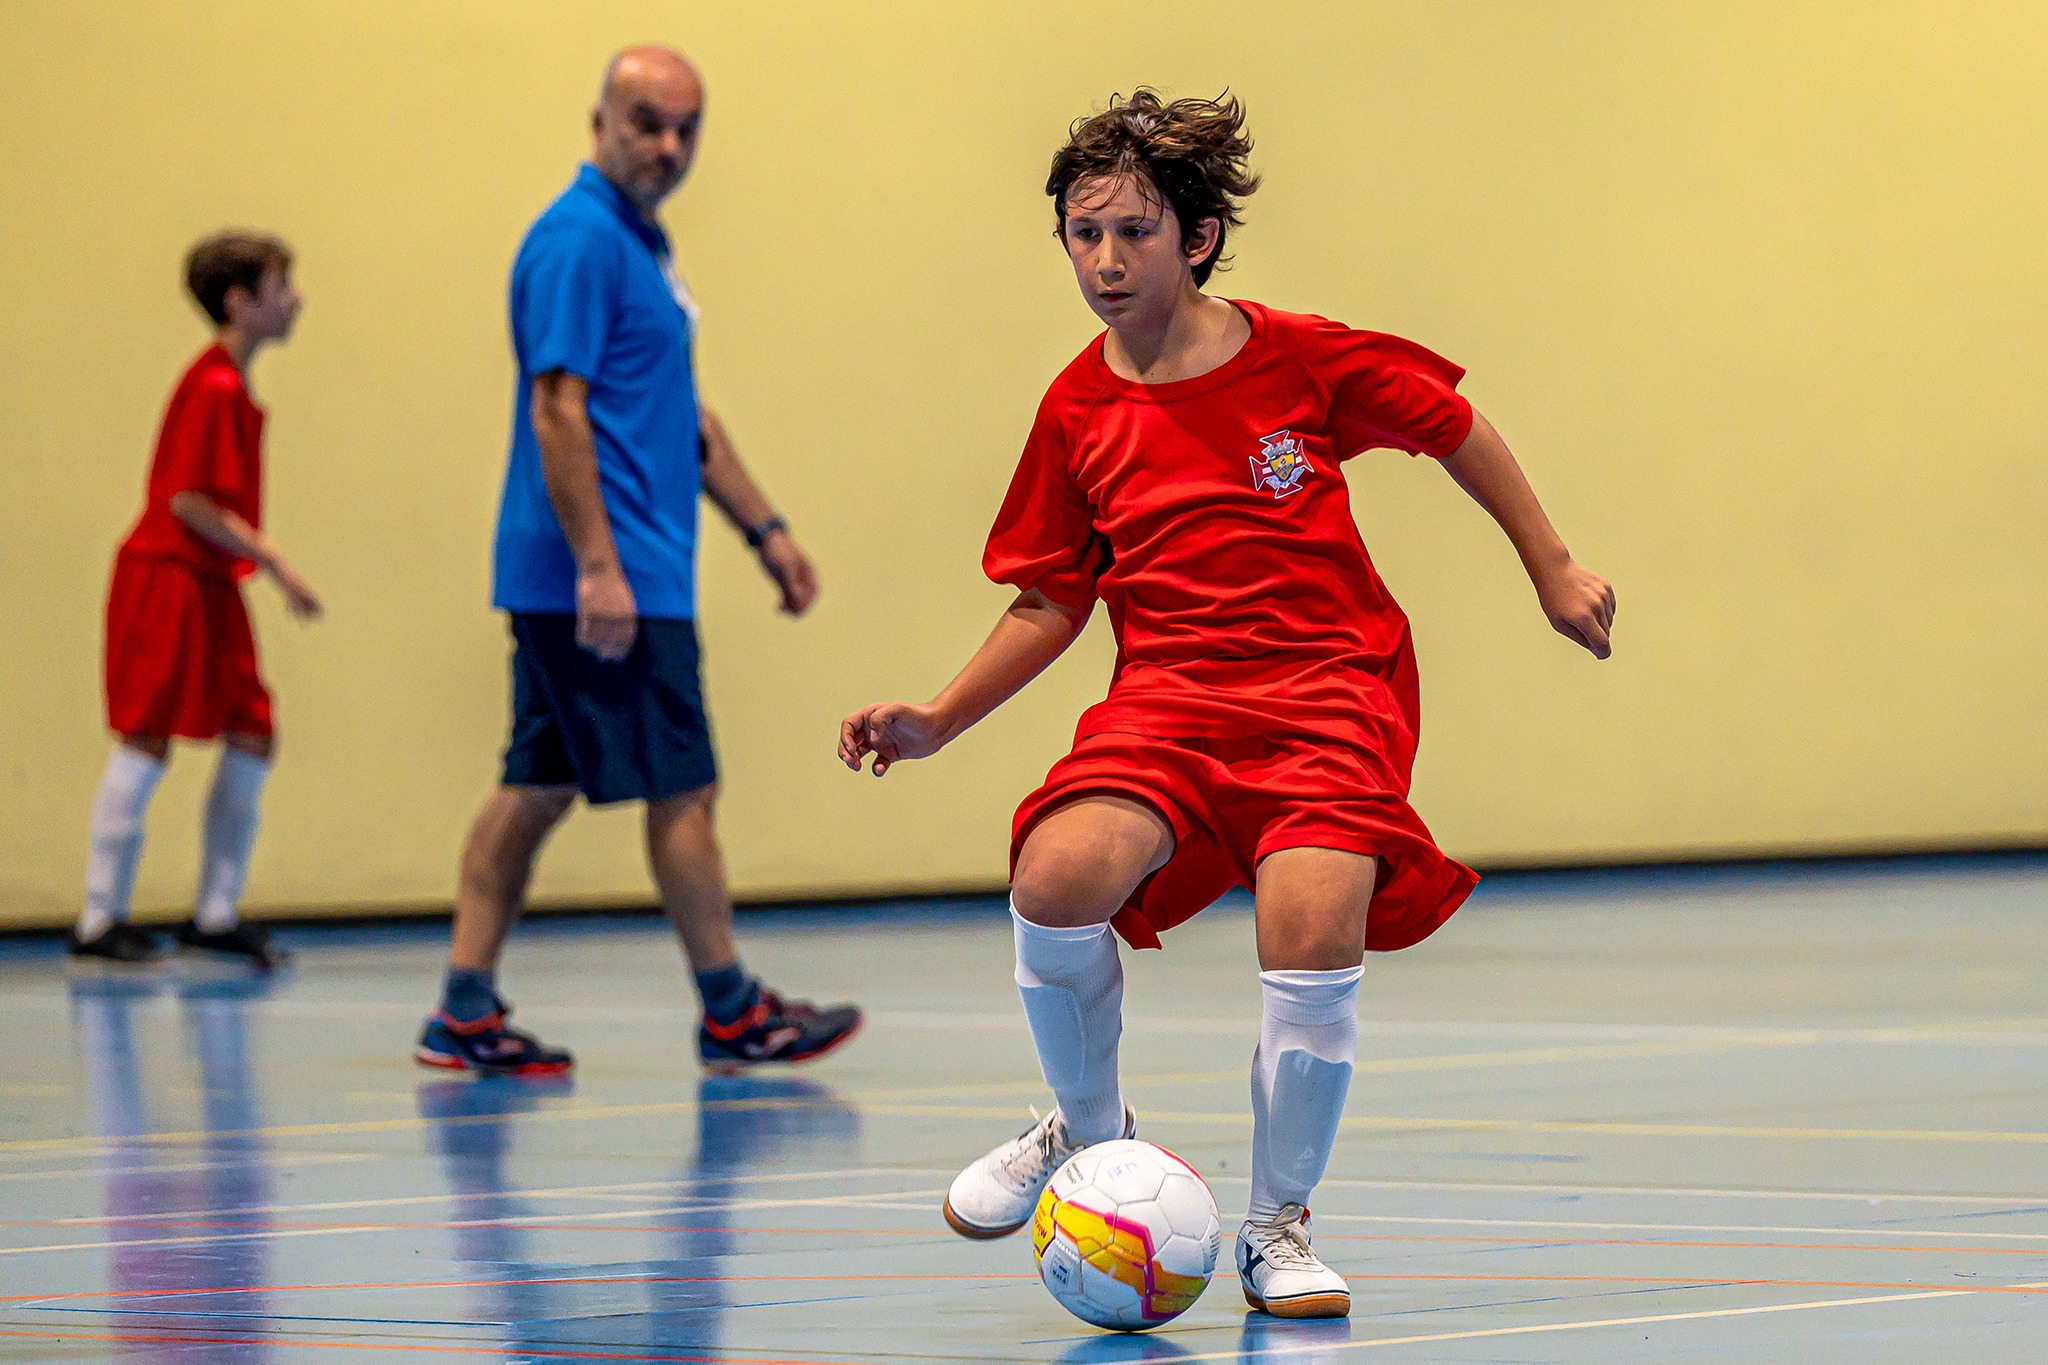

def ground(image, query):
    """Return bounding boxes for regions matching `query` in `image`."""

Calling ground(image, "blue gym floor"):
[3,858,2046,1362]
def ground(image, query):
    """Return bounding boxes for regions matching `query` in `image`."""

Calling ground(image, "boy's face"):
[1060,173,1220,332]
[228,265,302,344]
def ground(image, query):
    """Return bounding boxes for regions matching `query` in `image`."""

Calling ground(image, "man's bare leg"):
[448,784,575,974]
[644,785,739,975]
[647,784,863,1069]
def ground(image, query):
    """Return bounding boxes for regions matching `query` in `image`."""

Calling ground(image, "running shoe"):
[698,986,862,1075]
[414,997,574,1076]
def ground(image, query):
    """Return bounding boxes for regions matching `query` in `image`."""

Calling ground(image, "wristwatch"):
[744,514,788,550]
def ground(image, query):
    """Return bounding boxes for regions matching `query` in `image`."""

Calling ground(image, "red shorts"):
[104,555,273,740]
[1012,730,1476,953]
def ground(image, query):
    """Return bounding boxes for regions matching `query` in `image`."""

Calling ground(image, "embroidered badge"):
[1250,429,1314,499]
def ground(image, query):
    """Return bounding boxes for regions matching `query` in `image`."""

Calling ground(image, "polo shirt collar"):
[574,162,670,257]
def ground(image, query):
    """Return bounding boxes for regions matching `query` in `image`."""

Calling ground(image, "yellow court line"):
[748,1100,2048,1146]
[0,1033,1867,1157]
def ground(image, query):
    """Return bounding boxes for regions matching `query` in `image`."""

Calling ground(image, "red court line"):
[0,1330,871,1365]
[9,1221,2047,1257]
[12,1269,2048,1311]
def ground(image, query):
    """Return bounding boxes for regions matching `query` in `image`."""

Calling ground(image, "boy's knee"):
[1011,844,1123,928]
[224,731,274,761]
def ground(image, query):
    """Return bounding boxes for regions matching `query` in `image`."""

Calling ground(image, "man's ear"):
[1184,216,1222,267]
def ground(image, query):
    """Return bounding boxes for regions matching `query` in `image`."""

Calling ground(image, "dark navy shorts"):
[500,614,718,806]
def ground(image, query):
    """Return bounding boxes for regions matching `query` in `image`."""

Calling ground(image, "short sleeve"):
[161,379,246,502]
[982,396,1109,611]
[1299,316,1474,460]
[514,227,619,382]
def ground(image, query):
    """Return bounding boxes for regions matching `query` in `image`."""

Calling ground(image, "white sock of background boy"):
[194,749,269,933]
[79,745,168,942]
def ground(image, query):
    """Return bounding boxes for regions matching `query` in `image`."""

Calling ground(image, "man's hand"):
[267,560,323,621]
[1535,560,1616,659]
[758,529,819,615]
[838,701,951,777]
[576,564,639,661]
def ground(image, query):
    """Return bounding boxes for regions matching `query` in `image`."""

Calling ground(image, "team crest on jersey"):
[1250,429,1314,499]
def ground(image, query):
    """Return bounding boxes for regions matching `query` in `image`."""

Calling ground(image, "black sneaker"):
[414,996,574,1076]
[176,921,291,971]
[67,923,164,964]
[698,987,863,1076]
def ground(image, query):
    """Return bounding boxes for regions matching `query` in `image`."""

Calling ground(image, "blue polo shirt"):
[492,164,701,619]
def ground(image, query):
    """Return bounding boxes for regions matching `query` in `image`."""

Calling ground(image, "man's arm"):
[698,404,819,615]
[1438,411,1616,658]
[532,370,637,660]
[167,493,321,619]
[839,589,1090,776]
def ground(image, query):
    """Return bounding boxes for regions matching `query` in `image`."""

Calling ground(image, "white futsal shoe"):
[941,1103,1137,1239]
[1237,1204,1351,1318]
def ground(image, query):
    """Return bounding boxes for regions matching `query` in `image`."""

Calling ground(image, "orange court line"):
[0,1330,874,1365]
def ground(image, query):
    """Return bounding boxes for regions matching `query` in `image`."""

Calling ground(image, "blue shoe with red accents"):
[698,985,862,1075]
[414,998,573,1076]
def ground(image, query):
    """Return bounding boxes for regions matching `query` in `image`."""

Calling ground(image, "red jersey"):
[984,301,1473,784]
[117,344,265,580]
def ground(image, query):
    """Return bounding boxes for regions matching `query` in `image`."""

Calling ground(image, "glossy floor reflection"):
[4,859,2047,1362]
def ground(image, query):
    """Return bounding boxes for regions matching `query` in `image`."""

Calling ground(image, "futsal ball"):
[1030,1138,1222,1331]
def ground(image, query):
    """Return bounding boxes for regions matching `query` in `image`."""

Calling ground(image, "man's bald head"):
[591,46,705,219]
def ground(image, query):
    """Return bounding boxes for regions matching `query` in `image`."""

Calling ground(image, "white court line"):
[0,1187,950,1260]
[1309,1212,2048,1243]
[18,1164,927,1226]
[0,1152,376,1184]
[1206,1173,2048,1206]
[1174,1281,2048,1361]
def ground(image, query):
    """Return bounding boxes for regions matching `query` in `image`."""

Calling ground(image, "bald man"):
[416,48,861,1075]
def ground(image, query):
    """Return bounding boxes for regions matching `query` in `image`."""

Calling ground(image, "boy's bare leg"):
[448,784,576,973]
[944,794,1174,1236]
[1239,846,1376,1317]
[644,786,739,974]
[1252,847,1375,971]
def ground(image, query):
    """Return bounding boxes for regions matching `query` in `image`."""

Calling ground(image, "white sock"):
[1013,905,1127,1144]
[1247,966,1362,1224]
[79,745,168,941]
[194,749,269,932]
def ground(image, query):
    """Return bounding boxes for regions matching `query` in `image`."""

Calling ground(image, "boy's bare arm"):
[532,370,635,661]
[839,590,1090,776]
[1438,411,1615,658]
[699,404,819,615]
[167,492,321,620]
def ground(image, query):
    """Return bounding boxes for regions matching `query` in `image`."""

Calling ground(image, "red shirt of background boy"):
[985,301,1479,953]
[104,344,273,739]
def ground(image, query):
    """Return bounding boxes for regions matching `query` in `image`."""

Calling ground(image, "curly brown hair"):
[184,231,293,326]
[1047,89,1260,287]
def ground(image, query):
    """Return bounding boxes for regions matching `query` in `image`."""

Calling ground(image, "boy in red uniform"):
[840,92,1614,1318]
[74,232,322,968]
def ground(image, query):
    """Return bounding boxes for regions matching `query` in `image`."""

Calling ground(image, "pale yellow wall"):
[2,1,2043,928]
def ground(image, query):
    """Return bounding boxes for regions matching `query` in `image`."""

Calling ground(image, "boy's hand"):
[269,561,324,621]
[758,529,820,616]
[839,702,950,776]
[1536,560,1616,659]
[576,565,639,661]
